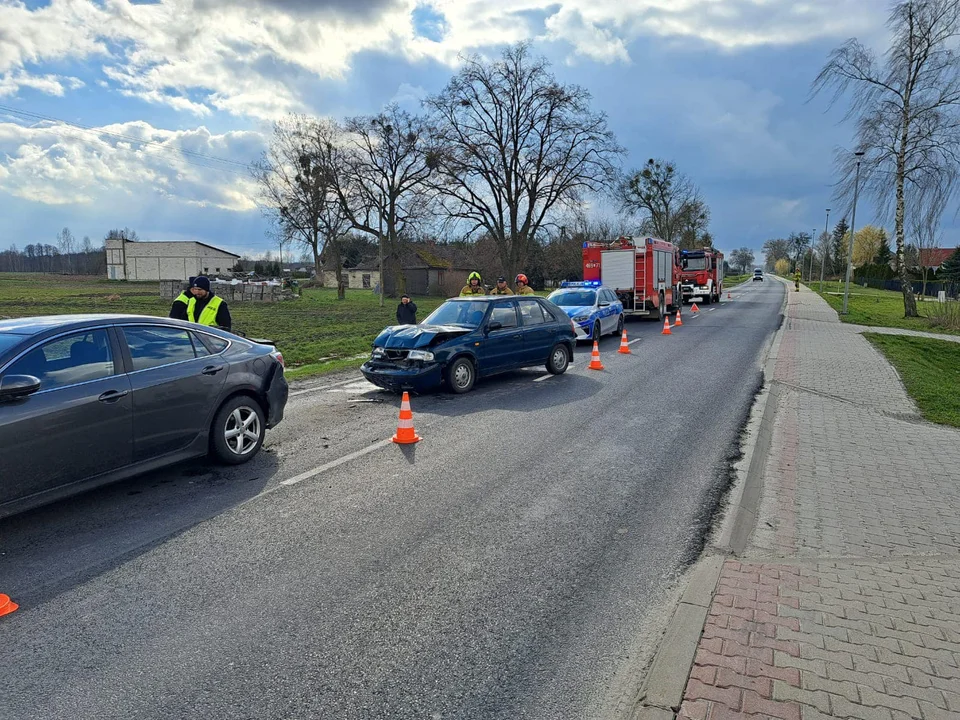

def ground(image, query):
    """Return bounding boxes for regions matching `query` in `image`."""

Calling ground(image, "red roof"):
[919,248,956,267]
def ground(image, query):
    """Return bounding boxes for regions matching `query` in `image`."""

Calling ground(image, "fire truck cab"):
[679,248,724,304]
[582,236,681,320]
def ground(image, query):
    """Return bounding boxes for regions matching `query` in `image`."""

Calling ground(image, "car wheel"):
[703,290,712,305]
[616,314,624,336]
[547,344,569,374]
[446,357,475,394]
[593,320,601,340]
[211,395,266,465]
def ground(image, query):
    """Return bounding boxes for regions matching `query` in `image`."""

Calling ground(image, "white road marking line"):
[534,374,554,382]
[281,438,394,486]
[289,377,364,397]
[707,308,717,312]
[328,381,379,393]
[627,338,641,346]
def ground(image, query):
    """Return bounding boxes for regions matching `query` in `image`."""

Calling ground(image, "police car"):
[547,281,624,342]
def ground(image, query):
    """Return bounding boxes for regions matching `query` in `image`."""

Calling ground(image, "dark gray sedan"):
[0,314,288,518]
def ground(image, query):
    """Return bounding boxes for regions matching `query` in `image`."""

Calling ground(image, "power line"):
[0,104,255,177]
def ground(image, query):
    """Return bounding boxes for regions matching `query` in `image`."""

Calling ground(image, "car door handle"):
[98,390,129,403]
[512,334,522,340]
[202,365,225,376]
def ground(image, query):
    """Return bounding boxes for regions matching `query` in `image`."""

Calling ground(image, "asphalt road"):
[0,278,783,720]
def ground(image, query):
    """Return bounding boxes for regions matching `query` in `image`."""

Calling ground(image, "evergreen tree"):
[831,217,849,275]
[940,247,960,282]
[875,237,893,267]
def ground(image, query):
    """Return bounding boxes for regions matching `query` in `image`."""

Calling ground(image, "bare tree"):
[56,227,75,274]
[251,115,350,293]
[812,0,960,317]
[730,247,756,274]
[619,158,712,249]
[328,105,436,298]
[426,43,623,283]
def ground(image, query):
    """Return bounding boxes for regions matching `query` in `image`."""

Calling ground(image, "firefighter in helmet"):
[794,268,802,292]
[460,271,486,296]
[514,273,534,295]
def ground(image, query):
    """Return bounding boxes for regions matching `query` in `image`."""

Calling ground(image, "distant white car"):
[753,269,764,281]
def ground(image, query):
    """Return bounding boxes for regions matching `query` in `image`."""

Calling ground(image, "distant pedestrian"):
[490,276,514,295]
[514,273,534,295]
[396,294,417,325]
[794,269,801,292]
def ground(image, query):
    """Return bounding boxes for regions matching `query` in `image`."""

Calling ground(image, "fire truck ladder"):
[634,253,646,313]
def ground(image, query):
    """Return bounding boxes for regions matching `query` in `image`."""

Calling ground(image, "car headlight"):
[371,347,385,359]
[572,312,591,321]
[407,350,435,362]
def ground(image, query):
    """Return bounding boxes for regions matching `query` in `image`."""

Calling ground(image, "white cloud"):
[0,70,85,98]
[0,119,263,211]
[0,0,885,119]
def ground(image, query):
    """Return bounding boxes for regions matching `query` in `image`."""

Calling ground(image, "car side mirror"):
[487,321,503,332]
[0,374,41,401]
[598,301,610,307]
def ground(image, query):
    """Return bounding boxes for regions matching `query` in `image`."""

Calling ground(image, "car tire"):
[703,289,712,305]
[446,357,475,394]
[593,320,601,341]
[616,314,624,336]
[547,344,569,374]
[211,395,266,465]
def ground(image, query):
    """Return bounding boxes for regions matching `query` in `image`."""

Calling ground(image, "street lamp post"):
[808,229,816,281]
[819,208,830,292]
[841,152,866,315]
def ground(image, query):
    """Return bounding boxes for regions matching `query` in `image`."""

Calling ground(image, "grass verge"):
[816,284,960,337]
[864,332,960,428]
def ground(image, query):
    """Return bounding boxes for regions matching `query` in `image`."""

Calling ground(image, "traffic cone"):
[691,302,700,313]
[727,292,732,300]
[588,340,605,370]
[675,307,683,326]
[0,593,18,618]
[661,317,672,335]
[618,328,631,354]
[391,391,421,444]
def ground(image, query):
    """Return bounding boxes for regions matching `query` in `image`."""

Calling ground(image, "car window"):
[519,300,548,325]
[548,290,596,306]
[423,300,490,328]
[189,332,212,357]
[123,326,202,371]
[489,304,518,329]
[5,329,114,392]
[196,333,228,354]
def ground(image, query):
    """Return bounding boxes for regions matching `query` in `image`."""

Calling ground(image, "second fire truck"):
[678,247,724,304]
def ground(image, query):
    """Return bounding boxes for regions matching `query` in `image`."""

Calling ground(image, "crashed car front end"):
[361,324,473,392]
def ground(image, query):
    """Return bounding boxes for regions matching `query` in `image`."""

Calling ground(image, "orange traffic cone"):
[661,317,672,335]
[391,391,421,444]
[588,340,605,370]
[675,307,683,326]
[0,593,18,618]
[691,302,700,313]
[618,328,631,354]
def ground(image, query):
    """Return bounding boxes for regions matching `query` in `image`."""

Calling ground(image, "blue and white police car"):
[547,281,624,342]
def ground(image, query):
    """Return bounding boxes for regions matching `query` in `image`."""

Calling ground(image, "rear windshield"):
[548,290,596,306]
[423,301,490,328]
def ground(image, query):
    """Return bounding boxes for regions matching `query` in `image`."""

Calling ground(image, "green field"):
[816,284,960,337]
[0,274,446,380]
[864,333,960,428]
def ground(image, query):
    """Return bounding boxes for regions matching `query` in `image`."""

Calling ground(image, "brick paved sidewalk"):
[678,287,960,720]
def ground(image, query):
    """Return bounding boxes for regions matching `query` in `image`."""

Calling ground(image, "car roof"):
[0,314,218,337]
[446,295,537,302]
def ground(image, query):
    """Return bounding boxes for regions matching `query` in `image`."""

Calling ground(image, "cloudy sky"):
[0,0,913,261]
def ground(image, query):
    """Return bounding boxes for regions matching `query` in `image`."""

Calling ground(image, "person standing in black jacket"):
[396,294,417,325]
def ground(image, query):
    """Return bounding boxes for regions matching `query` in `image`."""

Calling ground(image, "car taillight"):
[271,350,284,369]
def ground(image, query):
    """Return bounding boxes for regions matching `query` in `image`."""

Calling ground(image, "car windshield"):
[683,257,707,270]
[548,290,596,306]
[755,269,763,274]
[0,333,22,356]
[422,300,490,328]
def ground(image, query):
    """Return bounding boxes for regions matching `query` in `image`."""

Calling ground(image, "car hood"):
[374,324,474,349]
[555,305,593,318]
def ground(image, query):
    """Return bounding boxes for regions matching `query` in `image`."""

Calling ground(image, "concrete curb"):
[630,556,724,719]
[628,278,791,720]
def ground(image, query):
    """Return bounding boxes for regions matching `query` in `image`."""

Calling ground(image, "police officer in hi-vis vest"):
[169,276,232,331]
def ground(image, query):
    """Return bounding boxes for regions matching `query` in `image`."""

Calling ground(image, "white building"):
[105,238,240,281]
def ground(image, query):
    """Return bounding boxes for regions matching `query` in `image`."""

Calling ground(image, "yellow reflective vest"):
[187,295,224,326]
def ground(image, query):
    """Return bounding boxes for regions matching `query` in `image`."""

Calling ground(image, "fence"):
[159,279,297,302]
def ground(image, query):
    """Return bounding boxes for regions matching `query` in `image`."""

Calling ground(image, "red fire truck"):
[679,248,724,304]
[582,236,681,320]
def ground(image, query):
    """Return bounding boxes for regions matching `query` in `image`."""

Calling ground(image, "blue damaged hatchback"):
[361,295,576,393]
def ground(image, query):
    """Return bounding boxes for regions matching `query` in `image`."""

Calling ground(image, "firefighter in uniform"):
[794,269,802,292]
[460,272,486,296]
[514,273,534,295]
[489,276,514,295]
[171,276,232,331]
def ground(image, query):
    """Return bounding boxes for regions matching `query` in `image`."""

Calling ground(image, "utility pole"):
[378,194,384,309]
[819,208,830,292]
[842,152,865,315]
[808,229,817,282]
